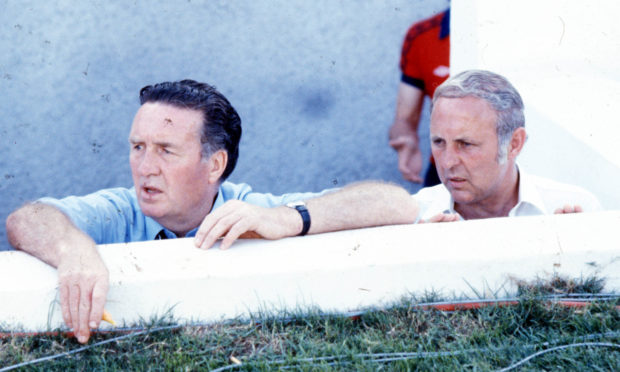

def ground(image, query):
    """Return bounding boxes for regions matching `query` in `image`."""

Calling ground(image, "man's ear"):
[507,127,527,160]
[206,150,228,184]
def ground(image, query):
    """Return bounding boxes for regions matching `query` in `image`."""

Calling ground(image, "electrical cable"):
[1,295,618,371]
[0,324,182,372]
[2,294,618,339]
[495,342,620,372]
[208,332,620,372]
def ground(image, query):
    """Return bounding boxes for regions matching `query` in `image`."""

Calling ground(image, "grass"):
[1,276,618,371]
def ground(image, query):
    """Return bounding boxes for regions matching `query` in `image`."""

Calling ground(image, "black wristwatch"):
[286,200,311,236]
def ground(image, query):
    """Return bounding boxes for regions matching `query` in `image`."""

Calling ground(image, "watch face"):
[287,200,306,208]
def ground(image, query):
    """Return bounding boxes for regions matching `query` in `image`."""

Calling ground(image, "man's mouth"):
[447,177,467,186]
[141,185,163,196]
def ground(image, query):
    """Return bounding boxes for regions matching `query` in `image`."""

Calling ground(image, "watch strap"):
[287,202,311,236]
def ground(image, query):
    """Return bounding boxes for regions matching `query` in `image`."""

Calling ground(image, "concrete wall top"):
[1,211,618,331]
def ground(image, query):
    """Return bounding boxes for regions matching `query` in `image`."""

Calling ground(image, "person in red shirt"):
[389,8,449,186]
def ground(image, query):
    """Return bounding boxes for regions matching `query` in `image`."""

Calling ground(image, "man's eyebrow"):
[455,136,478,143]
[154,141,176,148]
[128,138,176,148]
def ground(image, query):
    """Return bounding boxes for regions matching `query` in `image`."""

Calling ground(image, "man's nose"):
[440,146,461,169]
[138,150,160,176]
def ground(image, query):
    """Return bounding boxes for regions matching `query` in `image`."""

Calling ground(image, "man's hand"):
[194,200,301,250]
[554,204,583,214]
[57,239,109,344]
[389,136,423,183]
[419,212,462,223]
[389,82,425,183]
[6,203,109,344]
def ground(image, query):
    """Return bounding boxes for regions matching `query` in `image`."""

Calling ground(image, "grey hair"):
[431,70,524,160]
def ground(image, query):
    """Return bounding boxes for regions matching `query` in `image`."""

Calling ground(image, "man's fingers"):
[77,283,93,344]
[554,204,583,214]
[89,280,109,329]
[195,201,239,248]
[199,213,243,250]
[195,201,273,250]
[220,219,251,250]
[54,238,108,344]
[429,213,451,223]
[428,214,443,223]
[195,214,219,247]
[388,138,404,147]
[389,137,415,148]
[67,281,92,343]
[404,173,423,183]
[425,213,461,223]
[195,213,226,248]
[398,157,423,183]
[68,284,80,332]
[59,284,71,329]
[394,143,423,183]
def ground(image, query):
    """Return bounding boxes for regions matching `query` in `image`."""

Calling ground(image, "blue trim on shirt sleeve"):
[440,8,450,39]
[401,74,425,90]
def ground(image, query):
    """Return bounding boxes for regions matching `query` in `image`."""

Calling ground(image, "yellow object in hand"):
[102,309,116,326]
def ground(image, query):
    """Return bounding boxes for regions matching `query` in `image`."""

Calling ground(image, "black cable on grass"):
[496,342,620,372]
[207,333,620,372]
[2,295,618,371]
[2,329,618,371]
[0,324,183,372]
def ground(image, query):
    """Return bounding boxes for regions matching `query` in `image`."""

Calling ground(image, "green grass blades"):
[1,284,618,371]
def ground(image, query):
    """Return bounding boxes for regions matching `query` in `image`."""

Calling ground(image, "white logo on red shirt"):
[433,65,450,77]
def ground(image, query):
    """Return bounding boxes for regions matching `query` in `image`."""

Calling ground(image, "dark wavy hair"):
[139,79,242,181]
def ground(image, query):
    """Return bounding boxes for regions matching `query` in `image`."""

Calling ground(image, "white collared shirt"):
[413,169,603,222]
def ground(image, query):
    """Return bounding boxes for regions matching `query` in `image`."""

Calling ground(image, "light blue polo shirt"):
[39,182,324,244]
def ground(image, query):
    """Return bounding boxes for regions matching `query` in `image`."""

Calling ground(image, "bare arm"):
[304,181,418,233]
[194,181,418,250]
[6,203,109,344]
[389,82,425,183]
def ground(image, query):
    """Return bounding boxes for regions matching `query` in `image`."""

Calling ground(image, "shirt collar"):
[511,168,547,215]
[144,185,225,240]
[211,187,226,210]
[442,166,546,218]
[146,218,201,240]
[420,185,459,222]
[446,196,460,218]
[145,217,171,240]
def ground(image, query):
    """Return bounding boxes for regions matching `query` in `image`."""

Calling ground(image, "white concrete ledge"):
[1,211,619,331]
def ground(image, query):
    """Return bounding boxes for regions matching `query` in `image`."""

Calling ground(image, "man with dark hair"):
[414,69,601,222]
[6,79,419,344]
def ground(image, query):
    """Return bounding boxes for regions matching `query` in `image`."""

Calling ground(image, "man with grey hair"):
[414,69,601,222]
